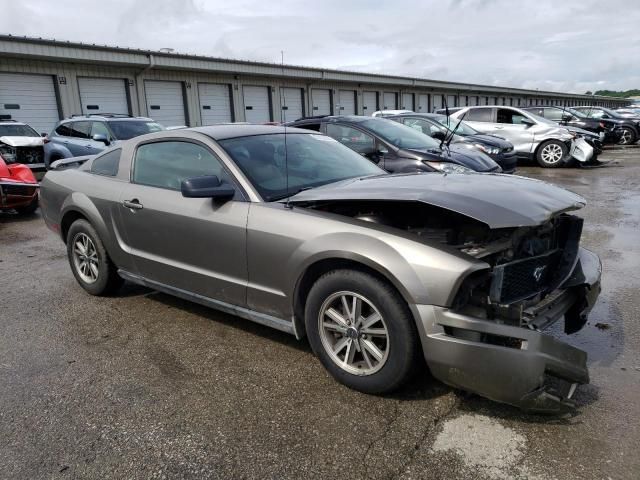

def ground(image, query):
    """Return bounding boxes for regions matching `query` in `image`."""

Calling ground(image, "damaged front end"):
[422,214,601,413]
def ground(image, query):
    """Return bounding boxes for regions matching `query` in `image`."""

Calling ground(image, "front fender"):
[44,143,73,167]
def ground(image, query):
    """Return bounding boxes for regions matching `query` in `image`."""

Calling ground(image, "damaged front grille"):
[16,147,44,165]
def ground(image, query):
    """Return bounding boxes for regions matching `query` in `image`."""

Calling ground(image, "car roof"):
[191,124,318,140]
[0,121,27,126]
[388,112,443,120]
[290,115,384,125]
[59,115,155,123]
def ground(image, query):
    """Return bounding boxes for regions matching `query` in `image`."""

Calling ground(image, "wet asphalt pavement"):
[1,149,640,479]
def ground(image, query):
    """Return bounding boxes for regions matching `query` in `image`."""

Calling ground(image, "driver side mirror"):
[360,146,385,164]
[181,175,235,199]
[520,118,535,127]
[431,130,446,141]
[92,133,110,146]
[561,114,572,122]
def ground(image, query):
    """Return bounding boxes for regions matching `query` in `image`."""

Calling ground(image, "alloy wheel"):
[318,291,389,376]
[619,129,633,145]
[540,143,563,165]
[72,233,99,284]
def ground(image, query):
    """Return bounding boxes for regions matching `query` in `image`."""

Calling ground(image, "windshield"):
[0,124,40,137]
[432,115,479,135]
[219,133,385,201]
[358,118,440,149]
[526,111,558,126]
[109,121,164,140]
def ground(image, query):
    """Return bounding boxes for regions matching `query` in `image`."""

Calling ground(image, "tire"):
[618,127,637,145]
[305,269,419,394]
[66,219,123,296]
[15,196,39,215]
[536,140,568,168]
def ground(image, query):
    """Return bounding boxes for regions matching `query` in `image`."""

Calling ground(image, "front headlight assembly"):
[0,145,17,163]
[473,143,500,155]
[423,161,474,174]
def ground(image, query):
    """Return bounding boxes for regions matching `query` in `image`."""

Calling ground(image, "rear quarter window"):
[90,149,121,176]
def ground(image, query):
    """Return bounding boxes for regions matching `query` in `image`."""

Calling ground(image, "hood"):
[457,133,512,149]
[0,136,44,148]
[563,126,598,139]
[404,143,499,172]
[289,172,585,229]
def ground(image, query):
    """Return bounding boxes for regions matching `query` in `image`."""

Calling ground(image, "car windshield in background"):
[0,124,40,137]
[526,111,558,126]
[109,121,163,140]
[433,116,479,135]
[219,133,384,201]
[359,118,440,149]
[565,108,587,118]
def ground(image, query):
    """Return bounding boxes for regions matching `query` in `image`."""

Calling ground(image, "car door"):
[64,121,92,156]
[116,139,249,307]
[460,107,496,134]
[324,123,392,167]
[489,108,536,156]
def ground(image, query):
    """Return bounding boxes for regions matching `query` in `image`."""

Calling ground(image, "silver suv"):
[446,106,574,167]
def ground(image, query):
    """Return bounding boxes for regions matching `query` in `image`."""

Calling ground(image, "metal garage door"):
[198,83,232,125]
[311,89,331,115]
[144,80,186,127]
[401,93,414,110]
[417,94,429,112]
[458,95,467,107]
[383,92,397,110]
[78,77,128,115]
[0,73,59,133]
[468,96,478,106]
[243,86,271,123]
[446,95,457,108]
[280,87,304,122]
[432,94,443,111]
[362,91,377,115]
[338,90,356,115]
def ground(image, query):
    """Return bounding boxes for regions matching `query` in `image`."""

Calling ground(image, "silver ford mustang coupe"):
[40,125,601,412]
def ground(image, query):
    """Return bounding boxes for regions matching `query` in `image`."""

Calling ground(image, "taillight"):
[599,122,606,129]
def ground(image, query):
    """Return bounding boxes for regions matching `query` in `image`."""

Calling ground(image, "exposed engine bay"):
[307,200,584,331]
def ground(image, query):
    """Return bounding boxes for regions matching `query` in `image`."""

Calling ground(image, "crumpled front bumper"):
[413,247,601,413]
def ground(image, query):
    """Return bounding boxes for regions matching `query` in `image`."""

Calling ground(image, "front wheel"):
[618,127,637,145]
[536,140,568,168]
[305,269,420,394]
[66,219,123,295]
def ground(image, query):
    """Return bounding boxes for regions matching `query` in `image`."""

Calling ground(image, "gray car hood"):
[289,173,585,229]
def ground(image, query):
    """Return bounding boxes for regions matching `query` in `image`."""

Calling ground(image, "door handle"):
[122,199,143,210]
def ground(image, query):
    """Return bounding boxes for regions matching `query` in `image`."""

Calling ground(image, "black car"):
[286,115,501,174]
[524,106,624,145]
[384,113,517,173]
[573,106,640,145]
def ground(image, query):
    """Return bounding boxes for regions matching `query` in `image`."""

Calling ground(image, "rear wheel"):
[536,140,567,168]
[15,196,39,215]
[618,127,636,145]
[66,219,123,295]
[305,269,419,394]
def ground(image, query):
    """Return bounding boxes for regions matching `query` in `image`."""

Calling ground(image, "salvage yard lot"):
[1,149,639,479]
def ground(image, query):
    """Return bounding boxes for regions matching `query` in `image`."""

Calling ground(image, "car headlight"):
[423,161,473,174]
[473,143,499,155]
[0,145,16,163]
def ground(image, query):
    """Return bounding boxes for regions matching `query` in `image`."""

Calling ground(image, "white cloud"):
[3,0,639,93]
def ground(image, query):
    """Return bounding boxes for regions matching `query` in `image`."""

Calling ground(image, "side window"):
[403,118,440,136]
[90,149,121,176]
[326,124,375,153]
[543,108,563,121]
[55,123,73,137]
[465,108,493,122]
[68,121,91,138]
[496,108,528,124]
[133,141,231,191]
[527,108,544,117]
[91,121,112,139]
[294,122,321,132]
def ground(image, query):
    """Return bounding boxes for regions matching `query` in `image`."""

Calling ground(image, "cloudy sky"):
[3,0,639,93]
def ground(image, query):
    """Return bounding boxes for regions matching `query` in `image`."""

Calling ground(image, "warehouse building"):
[0,34,629,133]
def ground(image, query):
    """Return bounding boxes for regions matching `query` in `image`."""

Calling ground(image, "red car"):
[0,155,39,215]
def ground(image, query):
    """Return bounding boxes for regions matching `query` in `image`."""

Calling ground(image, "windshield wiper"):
[271,186,314,203]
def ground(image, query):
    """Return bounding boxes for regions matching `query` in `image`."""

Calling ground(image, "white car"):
[444,106,589,168]
[0,120,46,170]
[371,109,413,117]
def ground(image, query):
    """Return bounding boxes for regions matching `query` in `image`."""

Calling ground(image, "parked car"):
[613,107,640,118]
[371,109,413,117]
[0,154,39,214]
[0,120,46,170]
[44,114,163,168]
[524,106,623,145]
[41,125,602,412]
[573,106,640,145]
[443,106,586,168]
[286,115,501,173]
[383,112,518,173]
